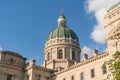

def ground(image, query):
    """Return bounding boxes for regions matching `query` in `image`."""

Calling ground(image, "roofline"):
[107,2,120,12]
[0,50,26,60]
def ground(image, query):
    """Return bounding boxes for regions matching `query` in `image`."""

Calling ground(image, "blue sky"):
[0,0,119,65]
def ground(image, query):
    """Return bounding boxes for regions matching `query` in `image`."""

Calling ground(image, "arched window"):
[58,50,63,59]
[72,51,75,60]
[47,53,50,61]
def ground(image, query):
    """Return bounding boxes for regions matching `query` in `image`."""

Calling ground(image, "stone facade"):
[0,2,120,80]
[0,51,26,80]
[104,3,120,56]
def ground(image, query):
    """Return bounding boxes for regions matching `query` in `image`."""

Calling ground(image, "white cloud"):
[81,46,93,58]
[85,0,120,44]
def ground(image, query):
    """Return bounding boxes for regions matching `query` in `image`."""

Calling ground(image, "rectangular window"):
[80,72,84,80]
[27,75,29,80]
[102,65,107,74]
[91,69,95,78]
[36,75,41,80]
[63,78,66,80]
[72,51,75,60]
[7,74,12,80]
[71,76,74,80]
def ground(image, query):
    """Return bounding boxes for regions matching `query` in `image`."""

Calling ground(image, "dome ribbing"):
[47,14,78,41]
[47,26,78,41]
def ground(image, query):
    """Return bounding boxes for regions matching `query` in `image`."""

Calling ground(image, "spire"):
[57,13,66,27]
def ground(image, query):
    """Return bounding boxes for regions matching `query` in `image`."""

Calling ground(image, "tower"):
[104,2,120,54]
[44,14,81,70]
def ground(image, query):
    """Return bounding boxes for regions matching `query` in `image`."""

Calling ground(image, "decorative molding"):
[53,52,109,75]
[108,26,120,40]
[0,63,23,71]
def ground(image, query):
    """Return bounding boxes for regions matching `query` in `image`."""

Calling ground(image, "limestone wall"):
[53,53,109,80]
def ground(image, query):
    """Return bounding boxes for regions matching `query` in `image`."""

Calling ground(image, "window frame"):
[63,78,66,80]
[91,69,95,78]
[47,53,51,61]
[7,74,12,80]
[102,65,107,74]
[36,75,41,80]
[71,75,74,80]
[80,72,84,80]
[58,50,63,59]
[72,51,75,60]
[27,75,29,80]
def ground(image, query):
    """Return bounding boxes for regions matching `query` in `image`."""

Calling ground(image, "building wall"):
[25,60,52,80]
[44,38,80,69]
[53,53,109,80]
[0,51,26,80]
[104,5,120,55]
[0,66,24,80]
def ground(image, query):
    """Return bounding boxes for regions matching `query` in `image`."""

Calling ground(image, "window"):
[47,53,50,61]
[58,50,63,59]
[91,69,95,78]
[117,11,120,14]
[45,77,49,80]
[27,75,29,80]
[72,51,75,60]
[71,75,74,80]
[63,78,66,80]
[36,75,41,80]
[102,65,107,74]
[80,72,84,80]
[7,74,12,80]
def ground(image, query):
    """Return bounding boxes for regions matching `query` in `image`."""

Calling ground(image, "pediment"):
[108,24,120,40]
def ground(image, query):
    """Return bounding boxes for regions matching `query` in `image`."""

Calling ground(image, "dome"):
[47,26,78,41]
[108,2,120,11]
[47,14,78,41]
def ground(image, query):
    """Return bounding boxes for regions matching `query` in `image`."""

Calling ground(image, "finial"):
[57,2,66,27]
[60,3,64,15]
[57,13,66,27]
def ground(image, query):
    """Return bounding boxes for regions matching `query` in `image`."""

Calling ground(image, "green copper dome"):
[47,26,78,41]
[47,14,78,41]
[108,2,120,12]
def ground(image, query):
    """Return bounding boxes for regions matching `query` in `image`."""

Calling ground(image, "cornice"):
[25,65,54,72]
[0,63,23,71]
[46,59,67,65]
[45,44,80,52]
[45,38,79,47]
[45,43,79,48]
[105,7,120,17]
[105,18,120,28]
[53,52,109,75]
[0,50,26,60]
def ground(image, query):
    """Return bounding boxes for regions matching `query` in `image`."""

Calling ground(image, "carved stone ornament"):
[114,33,120,39]
[8,57,16,64]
